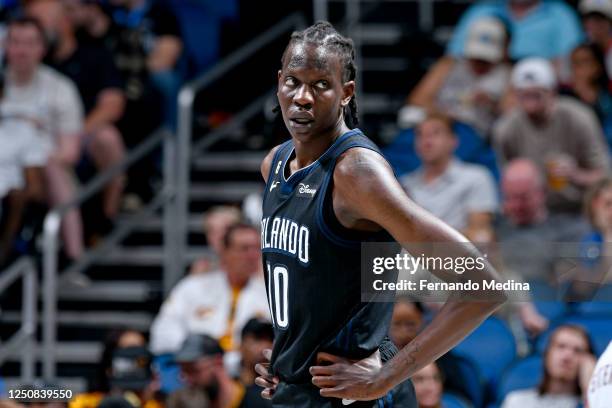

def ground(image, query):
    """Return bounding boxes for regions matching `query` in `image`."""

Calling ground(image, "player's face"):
[412,363,443,408]
[277,43,354,142]
[545,328,589,383]
[5,25,46,73]
[415,119,457,164]
[389,302,423,349]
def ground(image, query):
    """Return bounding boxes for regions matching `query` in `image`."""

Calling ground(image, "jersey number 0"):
[266,263,289,329]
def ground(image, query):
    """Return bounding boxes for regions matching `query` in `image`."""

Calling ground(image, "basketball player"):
[257,22,505,407]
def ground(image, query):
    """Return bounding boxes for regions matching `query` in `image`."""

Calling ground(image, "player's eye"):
[285,77,297,87]
[314,80,329,89]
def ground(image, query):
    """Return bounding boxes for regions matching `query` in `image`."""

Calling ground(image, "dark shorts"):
[271,339,417,408]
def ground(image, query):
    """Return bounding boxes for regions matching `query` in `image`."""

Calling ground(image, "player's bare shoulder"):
[333,146,394,191]
[261,144,283,183]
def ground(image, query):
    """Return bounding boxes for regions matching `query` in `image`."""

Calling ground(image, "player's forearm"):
[380,298,502,388]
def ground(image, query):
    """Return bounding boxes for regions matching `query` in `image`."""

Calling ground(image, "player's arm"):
[311,148,506,400]
[260,145,282,184]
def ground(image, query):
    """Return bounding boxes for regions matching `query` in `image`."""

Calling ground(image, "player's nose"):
[293,84,314,108]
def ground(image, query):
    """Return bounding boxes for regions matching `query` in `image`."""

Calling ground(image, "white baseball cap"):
[580,0,612,20]
[464,17,507,63]
[511,58,557,90]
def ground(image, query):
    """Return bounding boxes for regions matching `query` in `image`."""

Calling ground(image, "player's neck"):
[292,121,350,169]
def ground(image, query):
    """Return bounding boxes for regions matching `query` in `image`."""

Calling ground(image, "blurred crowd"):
[3,0,612,408]
[0,0,236,267]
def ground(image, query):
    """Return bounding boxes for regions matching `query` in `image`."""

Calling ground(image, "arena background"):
[1,1,611,408]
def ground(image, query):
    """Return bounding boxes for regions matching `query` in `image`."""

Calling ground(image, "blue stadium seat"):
[572,301,612,316]
[453,317,517,392]
[536,315,612,356]
[497,355,543,404]
[442,392,474,408]
[450,354,486,408]
[533,301,568,321]
[153,353,184,394]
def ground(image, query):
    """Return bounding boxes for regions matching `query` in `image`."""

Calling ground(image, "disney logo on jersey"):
[296,183,317,198]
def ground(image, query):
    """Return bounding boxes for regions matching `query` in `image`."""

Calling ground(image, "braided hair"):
[277,21,359,128]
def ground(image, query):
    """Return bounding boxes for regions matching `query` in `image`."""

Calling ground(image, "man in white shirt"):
[2,17,85,260]
[588,341,612,408]
[400,114,498,242]
[0,118,46,264]
[150,223,270,372]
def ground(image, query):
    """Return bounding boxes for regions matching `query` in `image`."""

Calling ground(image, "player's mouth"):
[289,117,314,129]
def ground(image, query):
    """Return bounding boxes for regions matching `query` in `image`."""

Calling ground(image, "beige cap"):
[464,17,506,63]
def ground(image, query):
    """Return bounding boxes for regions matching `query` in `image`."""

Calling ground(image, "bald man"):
[495,159,552,334]
[501,159,548,226]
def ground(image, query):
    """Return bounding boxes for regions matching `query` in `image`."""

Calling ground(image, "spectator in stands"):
[0,117,45,265]
[448,0,583,63]
[588,340,612,408]
[92,329,147,394]
[562,43,612,129]
[412,362,444,408]
[2,17,85,260]
[501,324,596,408]
[494,57,609,240]
[106,346,162,408]
[402,16,511,136]
[107,0,183,131]
[389,296,424,349]
[238,318,273,388]
[496,159,557,282]
[573,178,612,297]
[579,0,612,82]
[150,223,269,365]
[62,0,110,45]
[400,114,498,242]
[26,0,126,228]
[170,334,269,408]
[235,319,274,407]
[71,330,161,408]
[190,206,242,275]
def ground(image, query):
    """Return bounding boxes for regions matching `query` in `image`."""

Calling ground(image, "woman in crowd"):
[501,324,596,408]
[562,43,612,129]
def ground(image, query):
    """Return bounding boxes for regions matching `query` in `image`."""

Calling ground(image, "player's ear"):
[278,70,282,81]
[341,80,355,107]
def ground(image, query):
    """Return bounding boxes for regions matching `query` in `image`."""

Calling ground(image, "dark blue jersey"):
[261,129,413,407]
